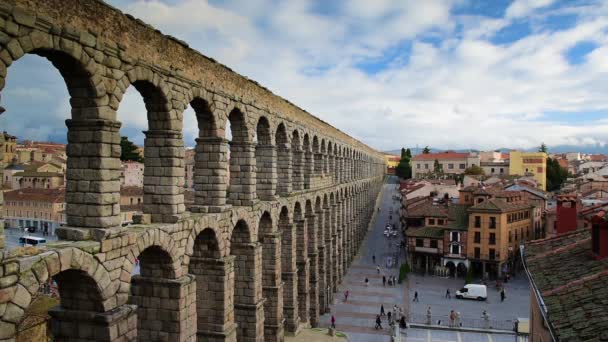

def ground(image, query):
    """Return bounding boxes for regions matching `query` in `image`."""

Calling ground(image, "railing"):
[409,313,516,332]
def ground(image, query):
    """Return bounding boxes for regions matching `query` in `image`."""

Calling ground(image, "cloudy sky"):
[2,0,608,152]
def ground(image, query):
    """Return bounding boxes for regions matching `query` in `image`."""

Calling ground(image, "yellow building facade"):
[384,154,400,174]
[509,151,547,190]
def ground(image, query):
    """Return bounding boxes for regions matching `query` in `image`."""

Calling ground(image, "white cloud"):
[506,0,555,19]
[5,0,608,153]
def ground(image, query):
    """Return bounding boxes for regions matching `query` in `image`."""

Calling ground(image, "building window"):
[509,231,512,243]
[477,198,484,204]
[459,164,466,169]
[491,168,495,173]
[424,164,429,169]
[448,163,454,169]
[489,217,496,229]
[451,232,459,242]
[430,240,438,248]
[489,249,496,260]
[429,218,435,225]
[474,216,481,228]
[451,244,460,255]
[416,239,423,247]
[417,163,421,169]
[489,233,496,245]
[474,232,481,243]
[500,168,504,174]
[438,219,444,225]
[465,195,469,201]
[474,247,480,259]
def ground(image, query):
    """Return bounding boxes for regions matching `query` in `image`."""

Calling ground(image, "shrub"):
[398,263,410,284]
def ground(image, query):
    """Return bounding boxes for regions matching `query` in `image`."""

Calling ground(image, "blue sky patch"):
[565,40,597,65]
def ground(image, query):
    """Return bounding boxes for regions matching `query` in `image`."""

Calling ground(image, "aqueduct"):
[0,1,385,341]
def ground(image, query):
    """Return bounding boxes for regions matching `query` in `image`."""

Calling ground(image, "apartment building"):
[509,151,547,191]
[3,188,66,234]
[412,152,480,178]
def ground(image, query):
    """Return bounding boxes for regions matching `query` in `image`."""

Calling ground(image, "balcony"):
[414,247,440,254]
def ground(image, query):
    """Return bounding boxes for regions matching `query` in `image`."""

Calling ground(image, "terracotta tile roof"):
[557,159,569,169]
[500,153,510,160]
[407,202,448,218]
[412,152,470,161]
[469,199,532,213]
[120,186,143,197]
[525,229,608,341]
[446,204,470,230]
[4,188,65,203]
[589,154,608,162]
[406,226,445,238]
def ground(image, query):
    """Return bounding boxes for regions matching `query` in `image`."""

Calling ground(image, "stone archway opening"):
[184,96,225,211]
[226,108,255,206]
[255,116,275,200]
[275,123,291,196]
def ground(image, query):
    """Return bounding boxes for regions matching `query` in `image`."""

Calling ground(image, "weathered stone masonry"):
[0,1,385,341]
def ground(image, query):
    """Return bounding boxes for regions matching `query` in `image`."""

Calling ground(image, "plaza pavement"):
[320,177,528,341]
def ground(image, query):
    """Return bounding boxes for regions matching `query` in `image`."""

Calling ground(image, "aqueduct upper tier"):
[0,1,386,341]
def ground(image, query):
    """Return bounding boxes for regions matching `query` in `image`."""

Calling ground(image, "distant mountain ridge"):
[383,145,608,156]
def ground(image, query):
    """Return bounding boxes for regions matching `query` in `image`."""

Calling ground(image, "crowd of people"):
[376,304,407,330]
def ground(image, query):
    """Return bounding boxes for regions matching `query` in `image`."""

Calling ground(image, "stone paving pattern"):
[0,1,388,341]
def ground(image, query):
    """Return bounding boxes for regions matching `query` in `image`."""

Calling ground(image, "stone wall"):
[0,1,387,341]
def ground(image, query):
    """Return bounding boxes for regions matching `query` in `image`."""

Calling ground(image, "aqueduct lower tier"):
[0,0,387,341]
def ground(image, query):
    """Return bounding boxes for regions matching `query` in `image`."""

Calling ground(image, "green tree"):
[464,165,485,175]
[395,155,412,179]
[433,159,443,173]
[539,143,548,153]
[405,148,412,159]
[120,136,143,162]
[401,148,406,159]
[422,146,431,154]
[546,158,568,191]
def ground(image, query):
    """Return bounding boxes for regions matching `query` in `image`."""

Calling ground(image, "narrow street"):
[320,176,405,341]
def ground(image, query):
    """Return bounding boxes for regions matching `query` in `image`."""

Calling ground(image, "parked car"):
[456,284,487,301]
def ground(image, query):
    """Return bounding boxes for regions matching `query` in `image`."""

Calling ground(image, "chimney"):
[590,212,608,260]
[556,194,580,234]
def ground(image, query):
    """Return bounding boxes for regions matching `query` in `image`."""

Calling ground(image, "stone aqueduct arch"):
[0,1,386,341]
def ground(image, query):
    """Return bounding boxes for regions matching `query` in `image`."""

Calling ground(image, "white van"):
[455,284,487,301]
[19,236,47,247]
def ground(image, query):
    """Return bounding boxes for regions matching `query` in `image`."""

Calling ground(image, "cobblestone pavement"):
[404,328,525,342]
[408,273,530,327]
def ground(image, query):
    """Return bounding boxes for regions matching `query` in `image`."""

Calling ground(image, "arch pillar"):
[314,152,324,179]
[292,148,304,191]
[303,151,313,190]
[228,142,258,206]
[233,242,265,342]
[306,213,320,326]
[190,256,237,342]
[330,204,340,292]
[295,218,310,326]
[317,210,330,315]
[281,219,300,333]
[49,304,138,341]
[129,275,197,342]
[339,157,345,183]
[261,232,285,342]
[255,144,278,201]
[276,143,292,196]
[191,137,230,213]
[63,119,122,230]
[143,130,185,223]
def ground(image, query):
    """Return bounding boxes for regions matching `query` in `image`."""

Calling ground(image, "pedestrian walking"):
[380,304,385,316]
[399,316,407,329]
[426,306,432,325]
[382,275,386,286]
[445,289,451,299]
[377,265,381,274]
[413,291,419,302]
[449,310,456,327]
[365,277,369,287]
[344,290,349,302]
[399,306,403,320]
[372,254,376,264]
[500,288,506,302]
[331,315,336,329]
[387,311,392,323]
[375,315,383,329]
[393,276,397,286]
[455,311,461,327]
[482,310,490,329]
